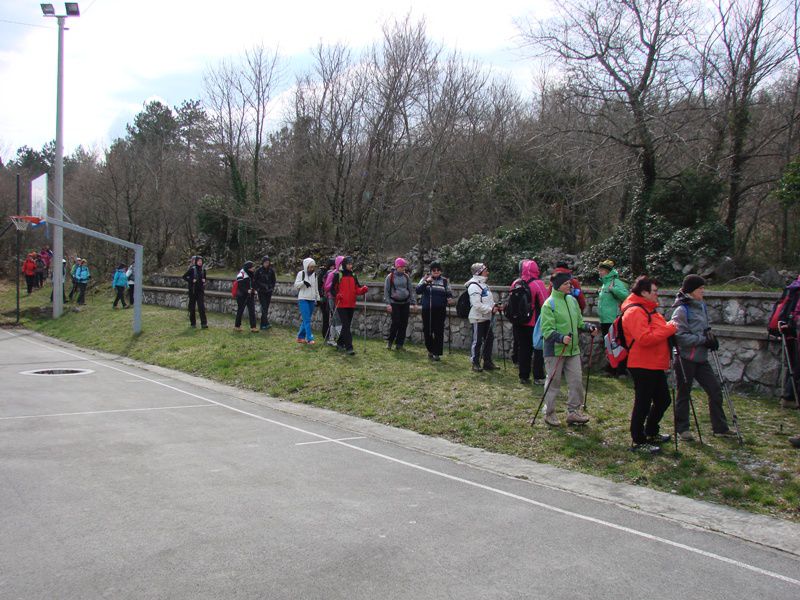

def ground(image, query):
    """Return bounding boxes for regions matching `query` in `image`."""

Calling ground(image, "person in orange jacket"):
[621,275,679,454]
[22,253,38,294]
[332,256,369,355]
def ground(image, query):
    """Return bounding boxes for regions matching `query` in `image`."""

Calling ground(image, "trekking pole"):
[363,295,368,354]
[530,344,568,426]
[710,349,744,446]
[498,311,507,370]
[583,328,596,411]
[669,354,679,452]
[674,348,704,445]
[447,304,452,355]
[779,329,799,404]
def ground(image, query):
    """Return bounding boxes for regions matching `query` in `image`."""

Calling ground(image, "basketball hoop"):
[9,216,43,231]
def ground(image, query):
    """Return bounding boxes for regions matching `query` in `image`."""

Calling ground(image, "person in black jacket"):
[318,258,335,340]
[182,256,208,328]
[416,261,453,361]
[253,255,276,330]
[235,261,257,332]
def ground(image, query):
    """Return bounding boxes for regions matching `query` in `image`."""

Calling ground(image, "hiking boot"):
[296,338,306,344]
[428,353,436,361]
[713,429,737,438]
[566,411,590,425]
[780,397,799,409]
[678,430,695,442]
[483,362,499,371]
[386,342,393,350]
[307,340,316,346]
[234,326,242,332]
[251,328,258,333]
[263,323,272,329]
[395,345,406,352]
[790,435,800,448]
[645,433,671,443]
[346,349,356,356]
[260,325,268,330]
[201,325,208,329]
[472,363,483,373]
[544,413,561,427]
[433,355,441,362]
[534,378,546,385]
[519,378,531,385]
[630,443,662,455]
[190,324,196,328]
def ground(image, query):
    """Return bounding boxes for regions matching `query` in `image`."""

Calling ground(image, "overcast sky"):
[0,0,545,163]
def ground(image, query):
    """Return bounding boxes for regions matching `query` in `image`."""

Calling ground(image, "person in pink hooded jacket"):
[323,256,344,345]
[510,259,548,385]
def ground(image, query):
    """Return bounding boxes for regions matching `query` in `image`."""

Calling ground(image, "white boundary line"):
[0,404,215,421]
[295,436,366,446]
[3,330,799,588]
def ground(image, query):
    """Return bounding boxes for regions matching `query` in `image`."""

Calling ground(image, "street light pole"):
[52,14,65,318]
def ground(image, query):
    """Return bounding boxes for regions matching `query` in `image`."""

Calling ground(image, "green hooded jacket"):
[541,290,586,357]
[597,269,628,324]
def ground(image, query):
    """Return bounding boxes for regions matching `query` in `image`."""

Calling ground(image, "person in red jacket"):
[621,275,679,454]
[22,253,38,295]
[333,256,369,355]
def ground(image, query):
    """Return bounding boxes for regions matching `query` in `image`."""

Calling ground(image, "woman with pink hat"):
[384,257,416,350]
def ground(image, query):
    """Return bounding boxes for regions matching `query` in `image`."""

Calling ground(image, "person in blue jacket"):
[73,258,91,305]
[112,263,129,309]
[416,261,453,361]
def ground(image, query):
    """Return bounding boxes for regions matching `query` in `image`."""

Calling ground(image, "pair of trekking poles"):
[775,327,800,405]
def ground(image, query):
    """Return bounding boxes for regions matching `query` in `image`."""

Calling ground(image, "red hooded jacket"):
[334,271,368,308]
[620,293,677,370]
[22,257,37,277]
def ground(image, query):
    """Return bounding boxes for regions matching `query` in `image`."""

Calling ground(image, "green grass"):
[3,280,800,521]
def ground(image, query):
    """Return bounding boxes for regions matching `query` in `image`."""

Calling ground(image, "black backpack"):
[504,279,539,325]
[456,282,482,318]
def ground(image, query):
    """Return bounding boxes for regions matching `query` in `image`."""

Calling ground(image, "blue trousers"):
[297,299,316,341]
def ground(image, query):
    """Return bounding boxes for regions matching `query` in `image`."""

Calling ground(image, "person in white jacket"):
[466,263,503,372]
[294,257,321,345]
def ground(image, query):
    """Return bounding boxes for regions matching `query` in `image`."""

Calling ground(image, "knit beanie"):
[598,259,615,270]
[681,274,706,294]
[471,262,487,276]
[261,255,270,264]
[429,261,442,271]
[395,257,407,268]
[551,272,572,290]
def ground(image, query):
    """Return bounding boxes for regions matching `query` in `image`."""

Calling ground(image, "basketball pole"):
[52,15,66,320]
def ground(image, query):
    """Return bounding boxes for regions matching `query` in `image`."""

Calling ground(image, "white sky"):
[0,0,546,163]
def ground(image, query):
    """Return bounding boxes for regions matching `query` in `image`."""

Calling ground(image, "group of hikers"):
[177,253,800,453]
[21,246,53,294]
[22,249,94,305]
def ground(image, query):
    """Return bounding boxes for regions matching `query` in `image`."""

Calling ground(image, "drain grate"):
[20,368,94,376]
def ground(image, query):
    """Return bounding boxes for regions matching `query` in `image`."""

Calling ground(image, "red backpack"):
[767,285,800,336]
[603,304,650,368]
[231,279,239,298]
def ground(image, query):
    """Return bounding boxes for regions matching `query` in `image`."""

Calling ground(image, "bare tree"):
[518,0,695,272]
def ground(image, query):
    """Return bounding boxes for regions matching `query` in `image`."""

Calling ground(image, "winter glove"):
[303,281,311,288]
[704,330,719,351]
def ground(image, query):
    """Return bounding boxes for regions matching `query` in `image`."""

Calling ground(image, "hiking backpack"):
[767,285,800,336]
[532,298,556,350]
[456,282,482,319]
[504,279,539,326]
[603,304,650,368]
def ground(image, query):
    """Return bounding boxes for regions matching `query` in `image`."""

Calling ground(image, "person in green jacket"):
[540,272,598,427]
[597,259,629,376]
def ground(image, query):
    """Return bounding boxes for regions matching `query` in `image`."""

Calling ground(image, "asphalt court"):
[1,329,798,599]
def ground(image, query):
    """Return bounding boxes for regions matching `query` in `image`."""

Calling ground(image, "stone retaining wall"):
[143,282,785,394]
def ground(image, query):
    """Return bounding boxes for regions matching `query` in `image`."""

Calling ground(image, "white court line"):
[295,436,366,446]
[0,404,216,421]
[4,330,799,588]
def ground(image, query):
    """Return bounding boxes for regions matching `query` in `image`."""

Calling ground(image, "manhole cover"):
[20,368,94,376]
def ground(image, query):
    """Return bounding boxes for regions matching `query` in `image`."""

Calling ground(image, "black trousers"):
[600,323,627,374]
[513,325,534,380]
[189,290,207,326]
[235,293,256,328]
[422,306,446,356]
[337,307,355,350]
[628,368,672,444]
[127,284,134,305]
[258,290,272,327]
[321,300,331,339]
[675,358,728,433]
[113,286,127,307]
[471,320,495,366]
[68,278,78,299]
[25,275,36,294]
[783,336,800,401]
[387,302,410,347]
[76,282,87,304]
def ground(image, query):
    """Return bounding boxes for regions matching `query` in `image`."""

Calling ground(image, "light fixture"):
[40,3,55,15]
[64,2,79,16]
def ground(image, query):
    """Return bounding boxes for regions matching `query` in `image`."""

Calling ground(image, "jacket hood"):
[302,257,316,273]
[334,255,345,270]
[622,293,658,311]
[242,261,254,271]
[788,277,800,291]
[600,269,619,283]
[671,290,703,309]
[467,275,488,285]
[521,260,540,280]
